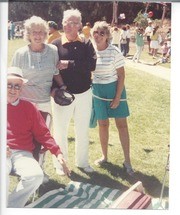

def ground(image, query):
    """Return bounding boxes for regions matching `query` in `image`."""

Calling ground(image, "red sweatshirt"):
[7,99,62,157]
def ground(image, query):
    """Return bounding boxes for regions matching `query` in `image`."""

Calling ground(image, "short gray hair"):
[91,21,112,44]
[23,15,48,42]
[62,9,82,25]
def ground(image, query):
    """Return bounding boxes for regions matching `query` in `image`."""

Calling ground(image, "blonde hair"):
[91,21,112,44]
[23,15,48,42]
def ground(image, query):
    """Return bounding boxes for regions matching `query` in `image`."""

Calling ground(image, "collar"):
[9,99,20,106]
[61,34,83,45]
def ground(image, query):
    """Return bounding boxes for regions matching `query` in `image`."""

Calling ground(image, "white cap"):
[7,67,28,83]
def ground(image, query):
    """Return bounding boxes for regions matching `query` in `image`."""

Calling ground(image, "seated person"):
[7,67,71,208]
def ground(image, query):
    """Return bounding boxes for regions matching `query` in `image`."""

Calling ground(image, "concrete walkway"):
[124,58,170,81]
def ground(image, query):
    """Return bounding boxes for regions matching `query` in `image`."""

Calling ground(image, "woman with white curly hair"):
[11,15,64,168]
[91,21,134,176]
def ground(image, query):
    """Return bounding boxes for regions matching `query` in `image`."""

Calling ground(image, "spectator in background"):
[165,27,171,60]
[91,21,134,176]
[132,27,144,63]
[161,41,168,63]
[7,67,70,208]
[47,21,61,44]
[10,21,15,40]
[145,20,153,54]
[134,22,139,31]
[161,41,168,56]
[14,25,21,39]
[165,27,171,45]
[150,26,161,59]
[51,9,97,175]
[120,25,128,57]
[126,24,131,55]
[111,26,121,48]
[8,20,11,40]
[82,22,91,40]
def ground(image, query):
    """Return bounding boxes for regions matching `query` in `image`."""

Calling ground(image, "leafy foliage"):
[133,10,148,28]
[8,1,171,26]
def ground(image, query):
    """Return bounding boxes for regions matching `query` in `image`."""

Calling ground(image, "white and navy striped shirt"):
[92,44,125,84]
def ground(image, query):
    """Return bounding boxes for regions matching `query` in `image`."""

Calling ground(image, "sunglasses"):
[7,83,22,90]
[93,31,105,37]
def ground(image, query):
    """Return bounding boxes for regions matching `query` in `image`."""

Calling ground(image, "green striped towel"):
[26,181,123,208]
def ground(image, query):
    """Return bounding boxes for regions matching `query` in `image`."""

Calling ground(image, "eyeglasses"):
[93,31,105,37]
[7,83,22,90]
[30,31,45,36]
[63,21,80,27]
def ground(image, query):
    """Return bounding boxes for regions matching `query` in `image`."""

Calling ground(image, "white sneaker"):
[43,173,49,184]
[56,168,65,176]
[83,166,94,173]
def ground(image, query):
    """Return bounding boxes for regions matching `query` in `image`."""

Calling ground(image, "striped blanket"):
[26,181,123,208]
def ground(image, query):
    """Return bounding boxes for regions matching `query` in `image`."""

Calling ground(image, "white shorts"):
[150,40,159,49]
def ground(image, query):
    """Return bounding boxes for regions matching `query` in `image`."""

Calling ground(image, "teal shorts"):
[92,81,130,120]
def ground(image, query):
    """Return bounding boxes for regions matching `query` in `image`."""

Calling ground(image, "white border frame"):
[1,1,180,215]
[0,2,8,215]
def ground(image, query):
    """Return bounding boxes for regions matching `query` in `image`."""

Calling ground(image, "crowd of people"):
[7,8,171,208]
[110,20,171,63]
[8,20,24,40]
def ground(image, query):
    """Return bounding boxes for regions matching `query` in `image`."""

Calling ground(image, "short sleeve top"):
[92,44,125,84]
[11,44,59,103]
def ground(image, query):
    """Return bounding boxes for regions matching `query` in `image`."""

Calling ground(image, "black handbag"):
[54,88,75,106]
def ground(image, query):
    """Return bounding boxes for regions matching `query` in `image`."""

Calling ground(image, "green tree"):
[8,1,171,27]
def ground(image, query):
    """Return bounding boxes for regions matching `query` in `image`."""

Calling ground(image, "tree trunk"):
[111,1,118,25]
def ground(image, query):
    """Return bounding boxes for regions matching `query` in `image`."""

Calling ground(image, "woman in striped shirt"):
[91,21,134,176]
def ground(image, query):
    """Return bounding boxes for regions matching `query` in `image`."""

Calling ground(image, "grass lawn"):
[8,39,170,202]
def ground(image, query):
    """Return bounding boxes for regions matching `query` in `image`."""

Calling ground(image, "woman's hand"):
[110,97,120,109]
[57,154,71,177]
[56,60,69,70]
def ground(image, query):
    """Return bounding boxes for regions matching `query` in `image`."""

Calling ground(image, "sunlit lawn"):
[8,39,170,201]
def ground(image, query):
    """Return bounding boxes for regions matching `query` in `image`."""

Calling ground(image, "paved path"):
[124,58,170,81]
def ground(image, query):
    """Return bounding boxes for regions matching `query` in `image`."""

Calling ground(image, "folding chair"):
[109,181,152,209]
[32,110,52,187]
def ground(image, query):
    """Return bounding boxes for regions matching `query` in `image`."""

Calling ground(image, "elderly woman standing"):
[11,16,64,163]
[91,21,134,176]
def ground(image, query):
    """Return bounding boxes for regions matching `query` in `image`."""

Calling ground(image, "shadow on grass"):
[70,170,128,192]
[143,148,154,153]
[38,163,169,200]
[39,179,66,196]
[92,162,169,198]
[134,170,169,198]
[68,136,95,145]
